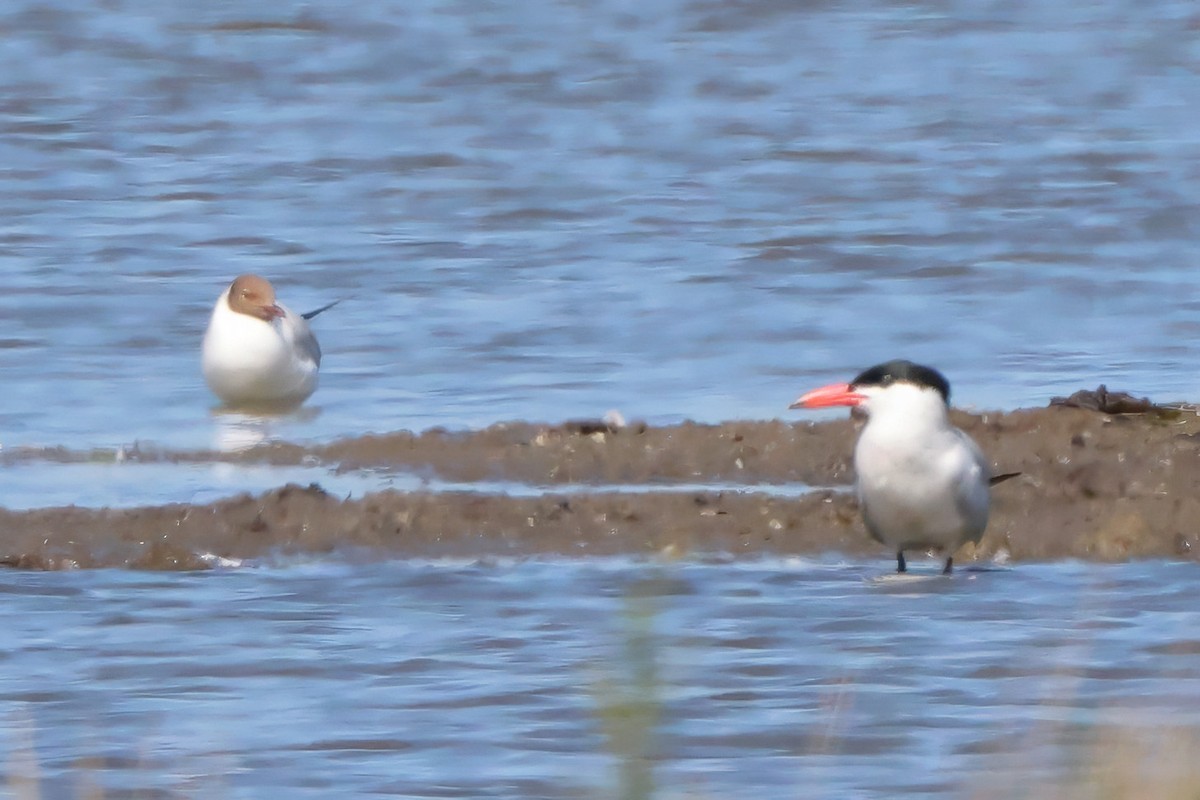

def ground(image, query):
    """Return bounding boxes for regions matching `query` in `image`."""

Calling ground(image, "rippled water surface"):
[3,558,1199,797]
[0,459,824,510]
[3,0,1200,461]
[3,3,1199,795]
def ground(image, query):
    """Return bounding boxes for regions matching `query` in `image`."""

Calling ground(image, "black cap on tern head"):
[850,360,951,403]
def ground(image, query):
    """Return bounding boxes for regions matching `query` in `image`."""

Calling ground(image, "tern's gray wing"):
[952,429,991,540]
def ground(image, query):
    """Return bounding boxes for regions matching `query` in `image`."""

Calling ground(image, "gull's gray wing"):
[280,305,323,367]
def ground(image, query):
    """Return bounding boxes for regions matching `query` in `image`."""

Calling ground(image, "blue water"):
[2,0,1199,463]
[2,2,1198,796]
[0,457,825,510]
[2,558,1199,798]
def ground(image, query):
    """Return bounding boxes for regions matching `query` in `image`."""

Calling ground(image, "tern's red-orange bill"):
[788,382,864,409]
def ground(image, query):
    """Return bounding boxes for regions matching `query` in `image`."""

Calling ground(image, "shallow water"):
[2,557,1199,798]
[3,0,1200,470]
[3,3,1198,794]
[0,458,824,510]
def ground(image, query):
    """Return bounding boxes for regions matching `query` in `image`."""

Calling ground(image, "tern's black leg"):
[897,551,907,573]
[942,557,954,575]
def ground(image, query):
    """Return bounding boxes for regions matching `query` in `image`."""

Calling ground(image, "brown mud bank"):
[3,401,1200,570]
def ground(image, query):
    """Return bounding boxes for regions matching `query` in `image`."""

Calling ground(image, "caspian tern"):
[790,359,1007,575]
[201,274,336,409]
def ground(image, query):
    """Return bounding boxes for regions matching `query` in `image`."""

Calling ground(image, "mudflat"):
[3,403,1198,570]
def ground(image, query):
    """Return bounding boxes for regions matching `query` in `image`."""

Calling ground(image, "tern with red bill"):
[791,360,1010,575]
[202,274,335,408]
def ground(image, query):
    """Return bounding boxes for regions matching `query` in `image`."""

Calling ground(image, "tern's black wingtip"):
[989,472,1021,487]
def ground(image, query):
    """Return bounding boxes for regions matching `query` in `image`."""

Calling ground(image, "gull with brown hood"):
[201,274,336,409]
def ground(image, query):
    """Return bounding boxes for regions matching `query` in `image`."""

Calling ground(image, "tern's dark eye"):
[881,373,894,386]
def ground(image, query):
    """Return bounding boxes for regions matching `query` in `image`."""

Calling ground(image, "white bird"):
[201,274,335,409]
[790,360,1013,574]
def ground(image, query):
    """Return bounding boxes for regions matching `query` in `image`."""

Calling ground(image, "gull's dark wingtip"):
[302,299,341,320]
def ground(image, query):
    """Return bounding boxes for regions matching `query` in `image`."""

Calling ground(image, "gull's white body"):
[853,383,990,556]
[202,285,321,407]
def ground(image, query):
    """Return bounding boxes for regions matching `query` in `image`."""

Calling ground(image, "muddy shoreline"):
[3,402,1200,569]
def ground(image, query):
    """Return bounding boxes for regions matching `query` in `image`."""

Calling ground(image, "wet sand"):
[3,402,1199,569]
